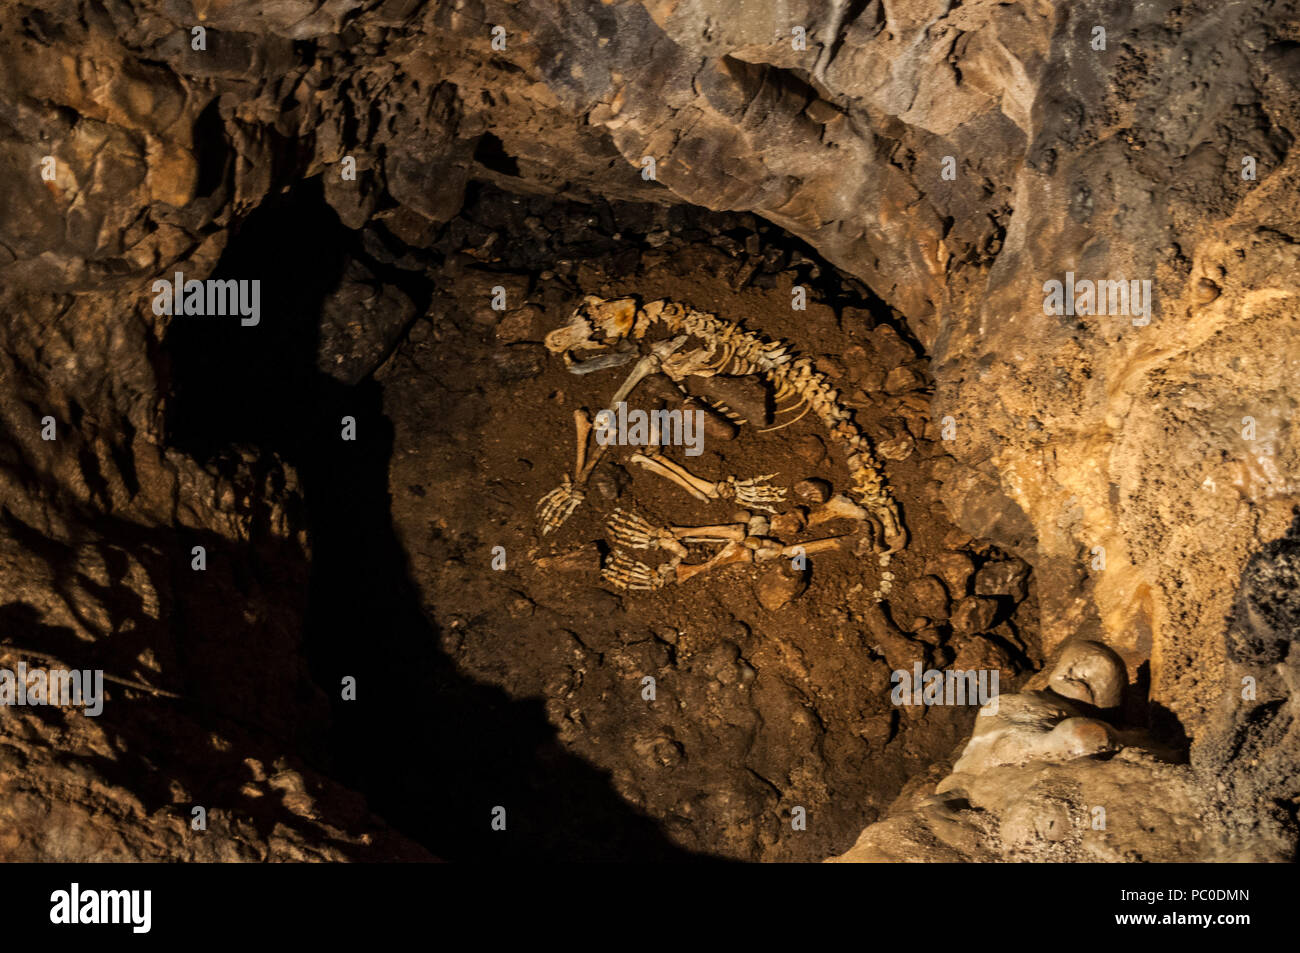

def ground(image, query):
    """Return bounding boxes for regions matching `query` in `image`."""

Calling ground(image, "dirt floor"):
[366,185,1042,861]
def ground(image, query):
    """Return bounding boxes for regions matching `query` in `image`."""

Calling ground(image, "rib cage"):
[628,299,902,545]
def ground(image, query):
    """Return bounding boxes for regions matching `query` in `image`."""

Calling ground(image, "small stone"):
[653,625,679,645]
[850,370,886,398]
[876,430,915,461]
[884,365,925,394]
[508,593,535,618]
[792,434,827,465]
[700,640,740,680]
[495,304,542,343]
[906,575,951,621]
[688,374,769,426]
[683,397,739,441]
[650,737,684,767]
[943,527,975,549]
[769,510,806,539]
[928,551,975,598]
[795,478,832,503]
[913,625,944,646]
[589,463,626,501]
[870,324,916,368]
[818,355,846,379]
[950,596,998,635]
[756,566,808,610]
[974,559,1031,602]
[641,374,683,402]
[950,631,1013,674]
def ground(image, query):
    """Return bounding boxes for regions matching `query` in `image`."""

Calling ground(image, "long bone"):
[606,508,746,554]
[603,539,753,591]
[629,450,787,513]
[602,533,851,590]
[536,410,592,535]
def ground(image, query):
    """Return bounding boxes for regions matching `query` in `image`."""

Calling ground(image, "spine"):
[642,303,897,523]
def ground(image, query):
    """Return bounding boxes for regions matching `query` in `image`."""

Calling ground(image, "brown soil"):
[377,187,1041,861]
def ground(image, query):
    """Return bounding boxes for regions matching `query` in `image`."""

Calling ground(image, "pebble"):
[974,559,1031,602]
[906,575,951,621]
[792,434,827,465]
[870,324,917,368]
[641,374,684,402]
[755,566,808,610]
[589,463,626,501]
[689,374,769,426]
[876,430,915,462]
[683,397,739,441]
[949,596,998,635]
[496,304,542,343]
[491,343,546,380]
[795,478,832,503]
[928,551,975,598]
[884,365,925,394]
[769,510,805,539]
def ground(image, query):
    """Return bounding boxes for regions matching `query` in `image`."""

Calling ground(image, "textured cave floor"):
[161,179,1042,861]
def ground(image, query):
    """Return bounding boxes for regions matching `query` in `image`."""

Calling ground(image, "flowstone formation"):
[831,640,1208,863]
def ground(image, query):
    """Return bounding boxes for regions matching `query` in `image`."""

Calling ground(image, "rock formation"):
[0,0,1296,860]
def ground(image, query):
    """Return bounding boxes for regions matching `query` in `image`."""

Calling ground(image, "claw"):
[602,551,672,590]
[537,476,585,535]
[725,473,788,512]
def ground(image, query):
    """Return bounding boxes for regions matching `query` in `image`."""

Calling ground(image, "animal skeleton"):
[601,508,852,591]
[537,296,907,555]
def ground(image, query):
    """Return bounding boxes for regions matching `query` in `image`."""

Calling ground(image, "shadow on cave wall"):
[161,178,700,861]
[1193,509,1300,860]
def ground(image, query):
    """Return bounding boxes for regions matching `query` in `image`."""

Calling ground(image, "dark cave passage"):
[162,179,701,860]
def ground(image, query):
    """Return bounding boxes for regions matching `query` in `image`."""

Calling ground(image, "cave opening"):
[161,176,1041,861]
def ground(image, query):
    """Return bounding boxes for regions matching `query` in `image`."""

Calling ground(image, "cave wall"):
[1,0,1297,858]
